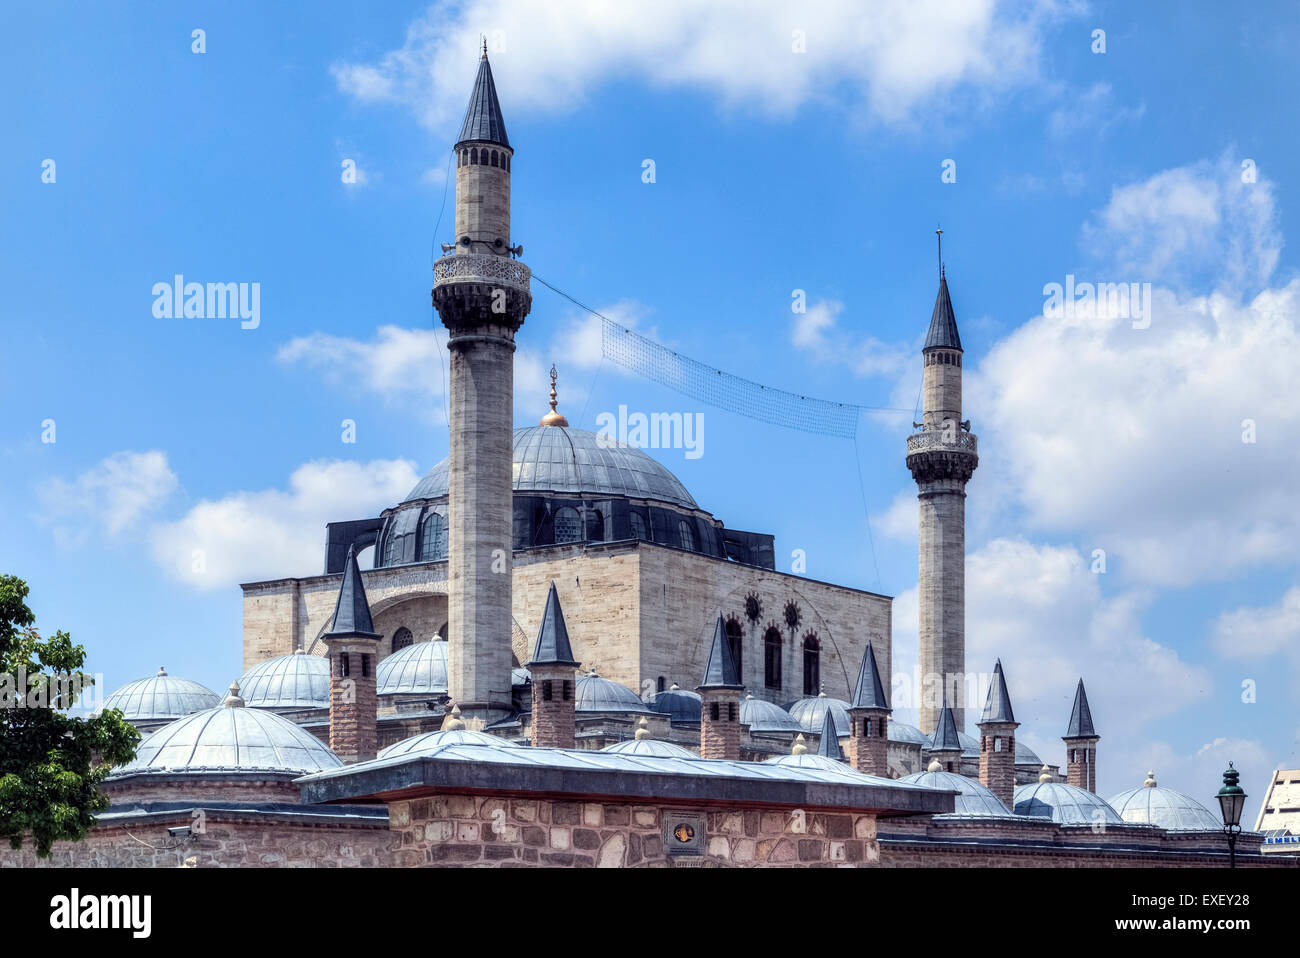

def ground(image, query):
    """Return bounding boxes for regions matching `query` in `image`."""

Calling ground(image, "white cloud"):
[1046,81,1144,140]
[890,538,1211,753]
[875,489,917,541]
[1214,586,1300,659]
[790,297,911,378]
[40,451,179,544]
[149,458,420,591]
[332,0,1072,132]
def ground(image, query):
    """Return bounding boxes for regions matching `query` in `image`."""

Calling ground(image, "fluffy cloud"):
[149,458,420,591]
[968,159,1300,586]
[39,451,179,544]
[333,0,1070,131]
[1212,585,1300,696]
[891,538,1211,769]
[791,298,911,378]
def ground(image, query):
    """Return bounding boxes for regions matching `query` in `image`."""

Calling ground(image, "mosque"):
[9,51,1293,869]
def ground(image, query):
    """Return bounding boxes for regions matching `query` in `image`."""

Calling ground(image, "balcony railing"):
[432,252,531,295]
[906,429,978,455]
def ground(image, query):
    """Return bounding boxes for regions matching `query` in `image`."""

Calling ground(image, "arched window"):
[505,154,510,171]
[678,519,696,551]
[554,507,581,543]
[628,511,648,540]
[586,509,604,542]
[390,627,414,653]
[724,617,743,682]
[763,627,782,690]
[490,150,498,167]
[381,530,402,567]
[470,147,478,164]
[656,676,666,694]
[420,510,448,561]
[802,633,820,695]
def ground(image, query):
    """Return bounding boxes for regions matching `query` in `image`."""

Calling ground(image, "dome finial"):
[1039,763,1054,784]
[1144,770,1157,788]
[634,717,650,741]
[539,364,570,427]
[792,733,808,755]
[223,682,245,708]
[443,703,466,731]
[157,666,167,676]
[927,758,942,773]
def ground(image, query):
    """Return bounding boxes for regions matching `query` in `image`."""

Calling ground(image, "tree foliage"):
[0,575,139,857]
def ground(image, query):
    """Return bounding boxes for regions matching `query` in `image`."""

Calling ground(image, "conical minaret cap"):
[923,272,962,351]
[816,709,844,761]
[456,52,510,148]
[980,659,1016,724]
[324,545,381,641]
[1065,679,1097,739]
[930,705,963,753]
[527,582,580,668]
[850,642,890,711]
[697,614,743,690]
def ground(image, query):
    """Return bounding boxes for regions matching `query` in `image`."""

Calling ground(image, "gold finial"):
[1039,763,1054,784]
[927,758,942,773]
[540,364,569,427]
[634,717,650,741]
[443,703,466,731]
[792,733,808,755]
[1144,770,1157,788]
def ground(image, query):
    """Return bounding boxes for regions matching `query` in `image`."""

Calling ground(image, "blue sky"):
[3,0,1299,819]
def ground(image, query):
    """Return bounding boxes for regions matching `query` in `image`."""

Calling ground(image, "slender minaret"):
[1063,679,1100,793]
[907,235,978,735]
[977,659,1018,809]
[432,47,531,724]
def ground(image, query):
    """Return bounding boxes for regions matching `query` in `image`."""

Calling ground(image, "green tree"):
[0,575,138,857]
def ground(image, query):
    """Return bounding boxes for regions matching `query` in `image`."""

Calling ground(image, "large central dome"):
[404,425,698,511]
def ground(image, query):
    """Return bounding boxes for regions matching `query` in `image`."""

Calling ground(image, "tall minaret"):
[906,235,978,735]
[432,46,531,724]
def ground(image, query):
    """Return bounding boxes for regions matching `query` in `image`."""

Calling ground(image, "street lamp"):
[1217,762,1247,869]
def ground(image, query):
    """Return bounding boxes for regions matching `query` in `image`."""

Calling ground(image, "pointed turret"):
[1063,679,1100,793]
[1066,679,1096,738]
[698,614,743,760]
[456,50,510,148]
[528,582,580,749]
[323,545,380,763]
[923,272,962,350]
[816,709,844,761]
[929,705,964,773]
[978,659,1019,809]
[851,642,890,710]
[846,643,891,775]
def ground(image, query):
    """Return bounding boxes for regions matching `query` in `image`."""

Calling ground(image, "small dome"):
[379,727,518,758]
[103,668,220,722]
[376,641,448,696]
[238,652,330,709]
[603,738,698,758]
[888,721,928,746]
[740,695,803,733]
[1108,779,1222,831]
[647,685,702,724]
[785,695,850,737]
[575,672,651,713]
[1014,780,1124,825]
[115,702,342,775]
[1015,740,1043,766]
[765,752,866,775]
[901,769,1013,817]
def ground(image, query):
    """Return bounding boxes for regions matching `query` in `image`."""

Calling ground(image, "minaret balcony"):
[906,429,978,484]
[906,429,978,455]
[433,252,531,297]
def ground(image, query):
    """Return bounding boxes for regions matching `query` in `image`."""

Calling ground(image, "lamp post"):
[1217,762,1247,869]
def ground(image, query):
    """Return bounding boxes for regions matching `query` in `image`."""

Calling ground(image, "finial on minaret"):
[481,34,488,58]
[539,364,570,427]
[936,225,944,278]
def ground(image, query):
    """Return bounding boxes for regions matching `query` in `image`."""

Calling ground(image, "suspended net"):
[600,319,863,439]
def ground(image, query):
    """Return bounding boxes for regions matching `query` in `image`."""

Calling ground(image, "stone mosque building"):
[8,52,1293,869]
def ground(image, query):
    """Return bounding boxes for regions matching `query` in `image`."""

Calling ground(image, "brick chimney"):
[526,581,580,748]
[1063,678,1099,792]
[977,659,1018,809]
[323,545,381,763]
[697,614,743,760]
[846,642,891,776]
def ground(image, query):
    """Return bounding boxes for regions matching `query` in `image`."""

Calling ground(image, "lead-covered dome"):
[379,727,519,758]
[786,694,850,737]
[741,695,803,733]
[405,426,698,510]
[902,769,1013,817]
[114,698,342,776]
[603,738,697,758]
[576,672,651,713]
[1108,774,1221,831]
[103,668,220,722]
[238,651,330,710]
[376,641,448,696]
[888,721,928,746]
[647,686,702,724]
[1014,780,1124,825]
